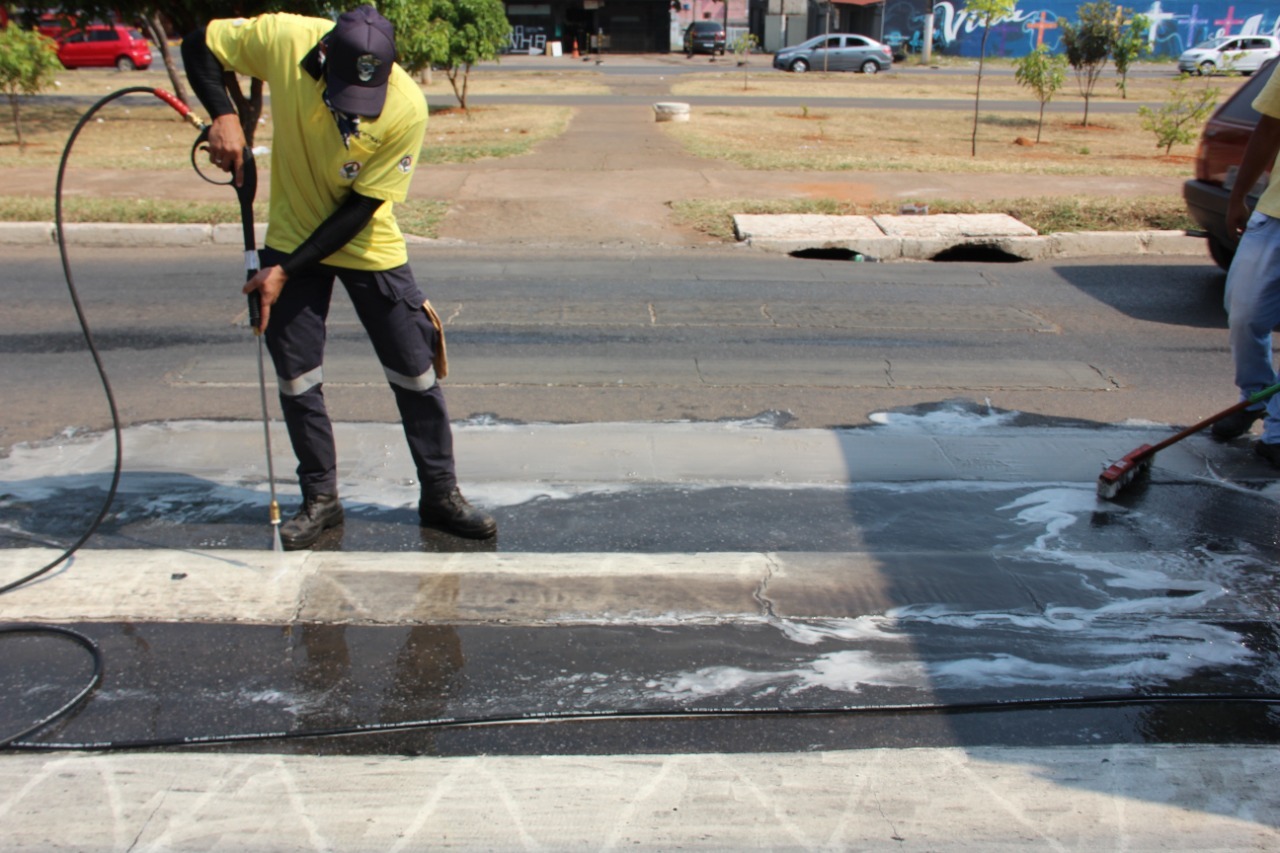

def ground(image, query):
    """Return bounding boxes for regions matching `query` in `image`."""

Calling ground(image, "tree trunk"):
[1037,101,1046,143]
[225,74,264,146]
[972,26,990,157]
[145,13,191,109]
[8,94,24,151]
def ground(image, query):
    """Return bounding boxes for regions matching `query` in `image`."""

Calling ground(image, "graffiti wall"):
[881,1,1280,58]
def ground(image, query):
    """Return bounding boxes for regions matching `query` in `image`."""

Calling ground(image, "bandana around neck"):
[306,40,362,150]
[322,88,361,149]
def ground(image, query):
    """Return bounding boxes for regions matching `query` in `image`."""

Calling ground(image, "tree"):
[1013,45,1067,143]
[730,32,760,91]
[1138,74,1220,154]
[1059,0,1117,127]
[422,0,511,112]
[967,0,1017,156]
[380,0,450,80]
[0,24,60,151]
[1112,11,1150,99]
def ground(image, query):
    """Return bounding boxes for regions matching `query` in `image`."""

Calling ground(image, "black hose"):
[5,690,1279,752]
[0,625,103,749]
[0,89,208,744]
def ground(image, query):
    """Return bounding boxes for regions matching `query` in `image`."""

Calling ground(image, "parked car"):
[773,34,893,74]
[683,20,726,56]
[1178,34,1280,76]
[57,24,152,71]
[1183,58,1277,270]
[33,11,76,40]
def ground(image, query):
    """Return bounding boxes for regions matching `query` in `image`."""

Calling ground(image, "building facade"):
[499,1,1280,59]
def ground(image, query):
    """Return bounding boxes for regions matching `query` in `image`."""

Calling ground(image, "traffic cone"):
[571,37,578,58]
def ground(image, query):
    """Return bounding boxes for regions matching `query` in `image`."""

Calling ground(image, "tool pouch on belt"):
[423,299,448,379]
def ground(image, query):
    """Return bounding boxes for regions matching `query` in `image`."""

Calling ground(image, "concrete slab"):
[873,212,1038,239]
[733,213,883,243]
[733,212,1049,259]
[4,747,1278,851]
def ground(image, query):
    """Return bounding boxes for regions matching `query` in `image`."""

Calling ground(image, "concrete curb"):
[2,222,268,247]
[3,221,1211,259]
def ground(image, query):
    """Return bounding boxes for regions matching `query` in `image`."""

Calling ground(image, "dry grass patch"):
[662,106,1195,174]
[422,104,572,162]
[670,66,1244,106]
[0,98,208,170]
[0,94,568,170]
[421,69,610,97]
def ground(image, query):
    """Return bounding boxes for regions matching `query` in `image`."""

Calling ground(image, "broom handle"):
[1146,381,1280,455]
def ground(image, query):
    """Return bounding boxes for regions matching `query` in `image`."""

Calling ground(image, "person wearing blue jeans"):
[1216,68,1280,466]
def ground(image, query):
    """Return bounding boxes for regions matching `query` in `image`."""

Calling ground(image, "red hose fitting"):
[152,88,205,131]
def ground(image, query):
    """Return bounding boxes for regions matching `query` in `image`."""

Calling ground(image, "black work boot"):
[1211,406,1265,441]
[419,486,497,539]
[280,493,344,551]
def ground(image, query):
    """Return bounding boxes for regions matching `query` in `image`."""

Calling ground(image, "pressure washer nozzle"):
[269,500,284,552]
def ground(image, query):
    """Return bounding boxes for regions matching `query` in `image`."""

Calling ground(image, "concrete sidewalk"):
[6,747,1277,850]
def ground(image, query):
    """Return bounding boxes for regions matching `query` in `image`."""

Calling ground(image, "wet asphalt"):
[4,410,1280,756]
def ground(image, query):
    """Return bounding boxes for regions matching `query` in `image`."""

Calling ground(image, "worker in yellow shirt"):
[182,6,496,549]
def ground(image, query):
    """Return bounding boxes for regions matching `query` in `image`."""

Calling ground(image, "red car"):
[1184,58,1277,269]
[57,24,152,71]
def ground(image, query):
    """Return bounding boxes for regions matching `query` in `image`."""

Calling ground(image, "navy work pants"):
[260,248,456,497]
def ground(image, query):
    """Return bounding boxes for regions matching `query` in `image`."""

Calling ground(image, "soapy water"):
[642,485,1267,702]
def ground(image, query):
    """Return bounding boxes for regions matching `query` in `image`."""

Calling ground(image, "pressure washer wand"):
[236,147,283,552]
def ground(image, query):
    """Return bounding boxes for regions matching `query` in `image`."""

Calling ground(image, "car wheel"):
[1208,235,1235,271]
[1199,60,1216,76]
[116,56,136,71]
[791,58,809,73]
[861,60,880,74]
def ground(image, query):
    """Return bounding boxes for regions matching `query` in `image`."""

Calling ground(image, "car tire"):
[1199,60,1216,76]
[1208,235,1236,271]
[791,58,809,73]
[115,56,136,72]
[861,60,880,74]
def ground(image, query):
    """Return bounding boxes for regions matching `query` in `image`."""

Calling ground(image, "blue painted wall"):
[880,1,1273,58]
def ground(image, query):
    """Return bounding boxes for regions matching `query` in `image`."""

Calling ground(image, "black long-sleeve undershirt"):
[180,27,385,275]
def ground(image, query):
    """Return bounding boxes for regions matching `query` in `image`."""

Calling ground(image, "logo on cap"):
[356,54,382,83]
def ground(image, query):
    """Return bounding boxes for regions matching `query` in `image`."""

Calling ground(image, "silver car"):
[1178,35,1280,76]
[773,33,894,74]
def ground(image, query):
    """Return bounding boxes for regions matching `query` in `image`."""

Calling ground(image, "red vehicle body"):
[1184,59,1277,269]
[35,12,76,40]
[57,24,152,71]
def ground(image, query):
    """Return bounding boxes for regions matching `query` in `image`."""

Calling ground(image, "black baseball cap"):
[324,5,396,117]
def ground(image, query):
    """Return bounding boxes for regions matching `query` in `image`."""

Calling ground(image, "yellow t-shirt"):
[1251,69,1280,218]
[206,13,427,271]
